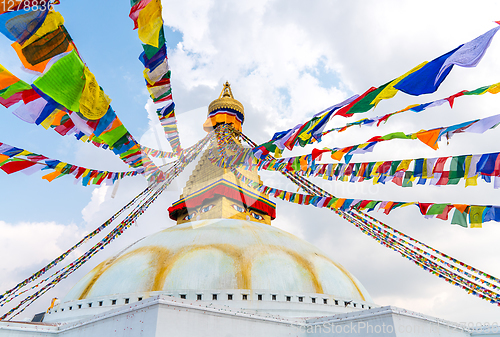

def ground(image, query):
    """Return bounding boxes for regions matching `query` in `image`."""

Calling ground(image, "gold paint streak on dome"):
[329,261,365,301]
[208,81,244,116]
[78,246,170,300]
[151,244,251,291]
[282,248,324,294]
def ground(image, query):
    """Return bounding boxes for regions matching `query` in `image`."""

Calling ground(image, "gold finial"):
[208,81,244,115]
[220,81,233,98]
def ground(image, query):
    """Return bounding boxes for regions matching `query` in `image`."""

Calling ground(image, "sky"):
[1,0,500,324]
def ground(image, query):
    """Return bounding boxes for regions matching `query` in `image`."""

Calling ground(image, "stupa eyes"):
[200,204,214,213]
[232,204,245,213]
[183,213,196,221]
[251,212,264,221]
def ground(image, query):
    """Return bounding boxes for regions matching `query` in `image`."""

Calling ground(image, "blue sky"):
[1,0,500,323]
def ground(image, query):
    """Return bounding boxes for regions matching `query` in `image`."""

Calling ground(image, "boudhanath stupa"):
[0,83,492,337]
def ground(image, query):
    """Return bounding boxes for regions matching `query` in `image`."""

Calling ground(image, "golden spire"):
[204,81,245,132]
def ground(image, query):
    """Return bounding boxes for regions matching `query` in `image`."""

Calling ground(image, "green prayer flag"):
[347,82,391,114]
[390,160,402,176]
[99,126,128,148]
[463,86,489,95]
[33,50,85,112]
[381,132,411,141]
[427,203,449,215]
[402,171,413,187]
[365,200,378,210]
[451,208,468,228]
[448,155,466,185]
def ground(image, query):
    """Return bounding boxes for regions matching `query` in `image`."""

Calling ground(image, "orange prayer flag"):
[0,154,10,164]
[334,198,346,210]
[0,66,20,89]
[415,129,441,150]
[453,204,468,213]
[331,150,346,161]
[42,170,62,182]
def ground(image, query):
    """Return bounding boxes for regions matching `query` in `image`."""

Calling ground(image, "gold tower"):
[168,83,276,225]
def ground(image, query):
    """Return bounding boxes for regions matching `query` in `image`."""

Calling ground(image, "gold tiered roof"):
[203,82,245,132]
[208,81,244,115]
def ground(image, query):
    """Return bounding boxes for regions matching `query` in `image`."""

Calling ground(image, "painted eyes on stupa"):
[250,212,264,220]
[183,213,196,221]
[200,204,214,213]
[232,204,245,212]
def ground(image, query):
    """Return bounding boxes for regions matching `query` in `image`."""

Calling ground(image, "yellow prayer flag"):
[370,62,428,107]
[137,0,163,48]
[54,162,67,171]
[487,82,500,94]
[469,206,486,228]
[40,109,61,129]
[465,176,478,187]
[396,159,412,171]
[464,155,478,187]
[80,67,111,120]
[422,159,428,178]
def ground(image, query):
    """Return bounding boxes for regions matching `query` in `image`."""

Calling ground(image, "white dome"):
[64,219,372,304]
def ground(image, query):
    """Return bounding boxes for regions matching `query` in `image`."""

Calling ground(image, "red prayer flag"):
[418,203,433,215]
[0,159,35,174]
[445,90,467,108]
[21,89,40,104]
[311,148,330,161]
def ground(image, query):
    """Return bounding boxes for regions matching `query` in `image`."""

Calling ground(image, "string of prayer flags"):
[156,102,182,154]
[0,141,142,185]
[129,0,183,154]
[0,184,155,306]
[260,111,500,164]
[323,81,500,137]
[249,152,500,189]
[356,210,500,287]
[229,168,500,228]
[344,211,500,305]
[141,145,177,159]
